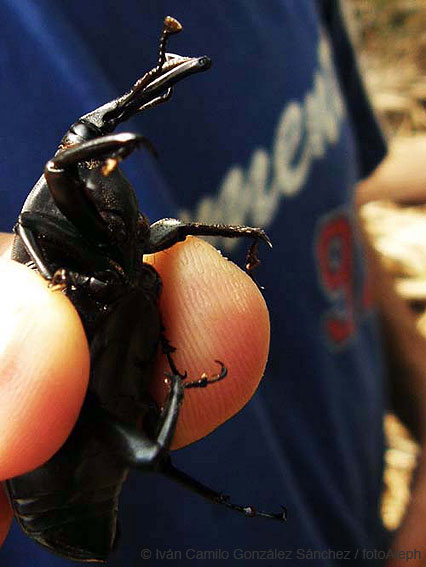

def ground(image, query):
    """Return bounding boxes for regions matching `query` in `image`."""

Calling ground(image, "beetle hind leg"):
[161,458,287,522]
[88,372,184,469]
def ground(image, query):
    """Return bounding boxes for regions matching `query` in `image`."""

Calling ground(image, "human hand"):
[0,234,270,544]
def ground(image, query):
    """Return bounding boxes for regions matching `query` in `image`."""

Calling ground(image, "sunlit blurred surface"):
[349,0,426,530]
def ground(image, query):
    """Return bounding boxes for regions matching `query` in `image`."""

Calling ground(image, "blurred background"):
[347,0,426,532]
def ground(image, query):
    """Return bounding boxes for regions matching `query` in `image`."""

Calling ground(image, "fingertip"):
[145,237,270,448]
[0,233,13,259]
[0,260,90,479]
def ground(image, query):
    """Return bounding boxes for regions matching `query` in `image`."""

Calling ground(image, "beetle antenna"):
[157,16,183,71]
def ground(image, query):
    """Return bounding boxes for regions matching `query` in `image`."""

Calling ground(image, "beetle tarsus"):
[162,460,287,522]
[161,334,188,380]
[246,239,260,272]
[218,496,287,521]
[48,268,69,292]
[245,239,266,290]
[183,360,227,389]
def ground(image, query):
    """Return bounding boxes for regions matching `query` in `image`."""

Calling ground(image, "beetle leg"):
[160,334,227,388]
[137,87,173,113]
[14,212,113,279]
[148,219,272,274]
[149,219,272,251]
[182,360,227,389]
[160,333,187,379]
[161,459,287,522]
[89,374,184,468]
[14,221,55,280]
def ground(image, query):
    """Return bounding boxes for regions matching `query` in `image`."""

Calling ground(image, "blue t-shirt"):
[0,1,388,565]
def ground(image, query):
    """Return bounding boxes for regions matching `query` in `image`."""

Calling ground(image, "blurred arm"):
[356,135,426,566]
[357,135,426,205]
[357,135,426,440]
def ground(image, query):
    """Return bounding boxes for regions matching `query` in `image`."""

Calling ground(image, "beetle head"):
[51,16,211,271]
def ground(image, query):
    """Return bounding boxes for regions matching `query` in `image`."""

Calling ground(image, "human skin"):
[0,234,270,545]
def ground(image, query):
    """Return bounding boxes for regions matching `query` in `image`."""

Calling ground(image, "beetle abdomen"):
[5,418,127,563]
[88,285,162,423]
[11,494,119,563]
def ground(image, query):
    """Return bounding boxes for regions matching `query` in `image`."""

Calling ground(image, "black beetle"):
[3,17,285,563]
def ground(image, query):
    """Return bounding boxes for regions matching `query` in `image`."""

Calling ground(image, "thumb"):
[0,259,90,480]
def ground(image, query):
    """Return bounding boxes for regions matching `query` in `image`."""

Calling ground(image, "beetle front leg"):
[14,212,115,283]
[148,219,272,273]
[15,221,55,280]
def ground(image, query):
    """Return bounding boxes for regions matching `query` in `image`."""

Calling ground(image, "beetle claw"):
[48,268,69,292]
[183,360,227,389]
[216,494,287,522]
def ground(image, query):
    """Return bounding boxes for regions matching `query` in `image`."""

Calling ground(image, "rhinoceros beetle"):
[3,16,285,563]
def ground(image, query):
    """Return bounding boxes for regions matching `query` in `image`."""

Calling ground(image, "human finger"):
[145,237,270,449]
[0,233,13,258]
[0,259,90,480]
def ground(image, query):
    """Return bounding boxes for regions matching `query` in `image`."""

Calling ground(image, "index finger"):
[147,237,270,449]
